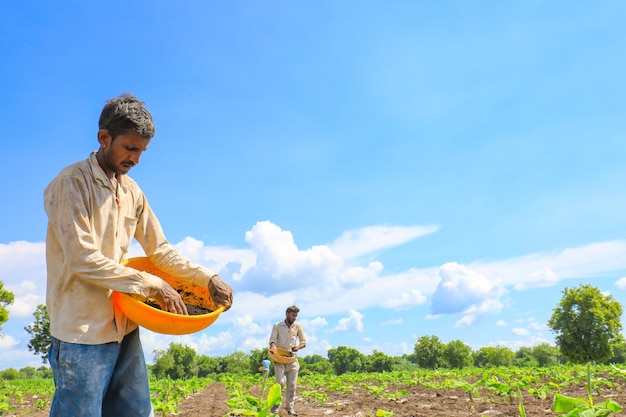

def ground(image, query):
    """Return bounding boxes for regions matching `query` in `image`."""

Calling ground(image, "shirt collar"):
[88,151,129,191]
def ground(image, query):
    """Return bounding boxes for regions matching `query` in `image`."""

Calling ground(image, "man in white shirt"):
[45,93,233,417]
[269,305,307,415]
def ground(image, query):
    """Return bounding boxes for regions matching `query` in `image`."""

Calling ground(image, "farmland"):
[3,364,626,416]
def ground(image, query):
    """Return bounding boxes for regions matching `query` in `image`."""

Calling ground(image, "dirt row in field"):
[9,380,626,417]
[170,381,625,417]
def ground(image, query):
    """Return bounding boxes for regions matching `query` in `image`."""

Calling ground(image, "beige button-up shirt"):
[269,321,307,353]
[44,152,217,344]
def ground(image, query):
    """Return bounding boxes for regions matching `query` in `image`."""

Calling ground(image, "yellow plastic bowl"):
[269,347,297,364]
[112,257,224,335]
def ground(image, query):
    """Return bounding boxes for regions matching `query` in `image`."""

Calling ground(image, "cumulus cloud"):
[528,321,547,331]
[513,328,530,336]
[329,225,439,259]
[339,262,384,286]
[0,242,47,319]
[382,289,427,310]
[616,277,626,289]
[472,241,626,289]
[431,262,506,316]
[301,317,328,332]
[0,334,18,349]
[3,223,626,370]
[241,221,343,292]
[332,309,364,332]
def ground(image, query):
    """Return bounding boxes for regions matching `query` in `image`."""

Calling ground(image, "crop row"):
[3,363,626,416]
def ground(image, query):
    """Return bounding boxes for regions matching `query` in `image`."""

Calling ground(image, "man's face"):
[99,130,150,176]
[286,311,298,324]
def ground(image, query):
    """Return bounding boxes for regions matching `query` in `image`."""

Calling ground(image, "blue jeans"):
[49,328,154,417]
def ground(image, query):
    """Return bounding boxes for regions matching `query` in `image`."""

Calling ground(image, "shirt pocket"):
[119,216,138,254]
[288,326,299,344]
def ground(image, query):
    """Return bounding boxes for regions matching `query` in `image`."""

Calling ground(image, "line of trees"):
[1,283,625,380]
[146,341,562,380]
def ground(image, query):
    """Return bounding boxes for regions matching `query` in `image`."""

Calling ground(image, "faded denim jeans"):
[49,328,154,417]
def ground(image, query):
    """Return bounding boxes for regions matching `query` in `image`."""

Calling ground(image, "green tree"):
[327,346,368,375]
[19,366,38,379]
[392,355,419,371]
[196,355,225,377]
[514,346,539,367]
[152,343,198,379]
[36,366,53,379]
[223,350,252,374]
[0,368,20,380]
[301,354,333,375]
[603,334,626,364]
[532,343,562,367]
[367,350,394,372]
[0,281,15,331]
[548,284,623,364]
[473,346,515,367]
[24,304,51,364]
[443,339,473,369]
[248,348,268,374]
[414,335,445,369]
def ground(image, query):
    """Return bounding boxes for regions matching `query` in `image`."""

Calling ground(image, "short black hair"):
[286,306,300,314]
[99,93,156,140]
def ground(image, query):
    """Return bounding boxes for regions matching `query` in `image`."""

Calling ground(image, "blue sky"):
[2,1,626,370]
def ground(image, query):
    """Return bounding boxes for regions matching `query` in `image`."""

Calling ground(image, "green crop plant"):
[485,375,527,405]
[362,382,387,398]
[150,376,213,417]
[299,389,328,404]
[518,388,527,417]
[225,382,281,417]
[223,368,281,417]
[448,374,488,402]
[382,388,408,402]
[551,363,623,417]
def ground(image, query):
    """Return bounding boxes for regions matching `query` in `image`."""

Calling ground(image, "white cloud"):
[513,328,529,336]
[0,242,46,289]
[4,223,626,370]
[382,289,427,310]
[339,262,383,286]
[528,321,547,331]
[332,309,364,333]
[0,334,18,349]
[381,318,403,326]
[515,267,559,291]
[6,280,45,319]
[241,221,343,292]
[431,262,506,316]
[301,317,328,332]
[232,314,266,337]
[616,277,626,289]
[454,315,476,327]
[472,241,626,289]
[329,225,439,259]
[0,242,47,321]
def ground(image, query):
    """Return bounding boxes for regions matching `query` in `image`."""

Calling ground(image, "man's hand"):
[209,275,233,311]
[153,281,188,315]
[269,344,277,354]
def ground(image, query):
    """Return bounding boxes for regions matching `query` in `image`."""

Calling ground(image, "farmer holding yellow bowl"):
[44,93,233,417]
[269,305,307,415]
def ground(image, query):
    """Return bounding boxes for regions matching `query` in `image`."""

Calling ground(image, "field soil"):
[10,380,626,417]
[172,381,625,417]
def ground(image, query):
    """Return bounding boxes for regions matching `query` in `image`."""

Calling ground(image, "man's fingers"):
[209,276,233,311]
[156,281,189,315]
